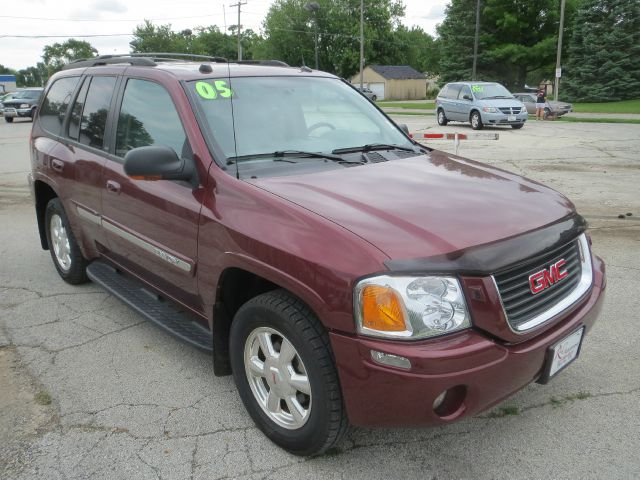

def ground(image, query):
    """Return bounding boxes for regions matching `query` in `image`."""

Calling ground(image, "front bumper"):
[330,254,605,427]
[3,107,32,118]
[480,111,528,125]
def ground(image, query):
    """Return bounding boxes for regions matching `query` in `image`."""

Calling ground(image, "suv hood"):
[250,151,575,261]
[477,98,524,108]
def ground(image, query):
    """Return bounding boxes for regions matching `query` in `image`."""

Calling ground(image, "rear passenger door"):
[100,78,204,309]
[45,75,118,256]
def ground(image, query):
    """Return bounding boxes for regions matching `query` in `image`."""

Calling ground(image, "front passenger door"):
[100,78,206,309]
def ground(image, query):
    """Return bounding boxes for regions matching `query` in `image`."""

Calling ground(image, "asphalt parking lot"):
[1,116,639,479]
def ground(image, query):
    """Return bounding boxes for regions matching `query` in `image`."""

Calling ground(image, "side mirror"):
[398,123,410,135]
[123,145,195,184]
[462,94,472,101]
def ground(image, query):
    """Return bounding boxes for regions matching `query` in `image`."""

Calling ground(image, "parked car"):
[513,92,573,118]
[356,86,377,101]
[29,55,605,456]
[0,92,17,116]
[2,87,43,122]
[436,81,527,130]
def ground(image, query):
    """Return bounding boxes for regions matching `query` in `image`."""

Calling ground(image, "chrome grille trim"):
[492,234,593,334]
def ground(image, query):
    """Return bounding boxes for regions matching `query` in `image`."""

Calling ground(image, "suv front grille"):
[494,239,584,331]
[498,107,521,114]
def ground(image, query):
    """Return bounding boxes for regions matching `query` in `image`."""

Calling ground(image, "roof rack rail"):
[62,55,157,70]
[62,53,290,70]
[236,60,290,67]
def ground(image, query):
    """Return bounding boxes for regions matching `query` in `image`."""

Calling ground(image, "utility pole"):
[230,1,247,61]
[304,2,320,69]
[472,0,481,81]
[554,0,566,101]
[359,0,364,88]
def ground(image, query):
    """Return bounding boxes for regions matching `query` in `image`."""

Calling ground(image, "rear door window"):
[115,79,187,158]
[448,84,462,99]
[76,76,117,150]
[39,77,80,136]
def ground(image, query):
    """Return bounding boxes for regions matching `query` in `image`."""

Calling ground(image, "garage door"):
[368,83,385,100]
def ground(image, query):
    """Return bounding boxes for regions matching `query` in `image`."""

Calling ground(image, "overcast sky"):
[1,0,449,70]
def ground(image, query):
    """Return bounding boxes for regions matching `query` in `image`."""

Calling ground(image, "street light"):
[304,2,320,70]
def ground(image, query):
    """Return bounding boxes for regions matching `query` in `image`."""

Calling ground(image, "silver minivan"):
[436,82,527,130]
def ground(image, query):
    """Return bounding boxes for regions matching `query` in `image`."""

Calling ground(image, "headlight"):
[20,103,29,108]
[354,275,471,340]
[482,106,498,113]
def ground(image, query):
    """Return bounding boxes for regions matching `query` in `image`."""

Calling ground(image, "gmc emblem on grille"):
[529,259,568,294]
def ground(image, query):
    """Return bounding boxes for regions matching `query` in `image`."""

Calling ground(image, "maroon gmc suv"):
[29,54,606,456]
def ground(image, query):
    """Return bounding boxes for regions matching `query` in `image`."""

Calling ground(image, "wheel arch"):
[34,180,59,250]
[212,265,327,376]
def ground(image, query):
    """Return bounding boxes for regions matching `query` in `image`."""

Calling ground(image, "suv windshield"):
[189,76,411,161]
[471,83,513,100]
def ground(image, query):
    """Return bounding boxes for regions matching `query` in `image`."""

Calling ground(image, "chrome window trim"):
[492,233,593,334]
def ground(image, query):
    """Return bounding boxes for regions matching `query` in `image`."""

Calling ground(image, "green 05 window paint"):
[195,80,233,99]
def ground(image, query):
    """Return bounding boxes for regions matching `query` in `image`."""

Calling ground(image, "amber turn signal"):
[361,285,407,332]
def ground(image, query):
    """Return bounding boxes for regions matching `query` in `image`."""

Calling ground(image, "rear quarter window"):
[39,77,80,136]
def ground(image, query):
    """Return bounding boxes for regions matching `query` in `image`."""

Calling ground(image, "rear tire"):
[45,198,89,284]
[230,290,348,456]
[470,111,483,130]
[544,107,551,119]
[30,107,37,120]
[437,109,448,126]
[4,117,13,123]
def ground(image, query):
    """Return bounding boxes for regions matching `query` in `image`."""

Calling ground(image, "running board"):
[86,261,213,352]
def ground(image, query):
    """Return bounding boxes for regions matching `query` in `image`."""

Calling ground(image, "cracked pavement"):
[1,118,639,479]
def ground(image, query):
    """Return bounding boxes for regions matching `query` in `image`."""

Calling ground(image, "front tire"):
[470,111,483,130]
[437,109,448,126]
[4,117,13,123]
[230,290,347,456]
[45,198,89,284]
[511,123,524,129]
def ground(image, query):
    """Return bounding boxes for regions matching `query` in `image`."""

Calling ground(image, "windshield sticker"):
[195,80,234,99]
[471,85,484,93]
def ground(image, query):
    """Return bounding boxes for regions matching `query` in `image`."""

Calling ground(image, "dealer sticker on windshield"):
[195,80,234,99]
[540,327,585,383]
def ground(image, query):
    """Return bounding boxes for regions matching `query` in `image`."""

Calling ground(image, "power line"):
[0,13,225,22]
[0,34,133,39]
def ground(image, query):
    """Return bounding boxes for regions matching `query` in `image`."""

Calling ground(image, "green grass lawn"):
[571,99,640,114]
[378,99,640,115]
[557,116,640,124]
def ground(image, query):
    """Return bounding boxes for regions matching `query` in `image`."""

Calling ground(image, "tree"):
[436,0,581,89]
[42,39,98,73]
[391,26,440,75]
[261,0,405,78]
[130,21,263,60]
[563,0,640,101]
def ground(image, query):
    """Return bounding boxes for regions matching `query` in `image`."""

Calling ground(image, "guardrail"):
[410,132,499,155]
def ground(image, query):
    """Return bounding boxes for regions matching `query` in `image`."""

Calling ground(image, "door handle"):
[51,159,64,172]
[106,180,121,194]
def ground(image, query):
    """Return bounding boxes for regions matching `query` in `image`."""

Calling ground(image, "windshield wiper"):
[482,95,512,100]
[227,150,362,165]
[332,143,419,154]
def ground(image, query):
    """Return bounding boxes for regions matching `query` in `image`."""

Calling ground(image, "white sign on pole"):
[556,67,562,78]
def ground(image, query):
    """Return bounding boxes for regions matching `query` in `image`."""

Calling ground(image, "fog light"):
[370,350,411,370]
[433,385,467,418]
[433,390,447,410]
